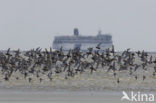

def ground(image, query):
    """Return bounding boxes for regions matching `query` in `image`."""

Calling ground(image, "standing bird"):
[135,76,137,80]
[24,72,28,79]
[117,78,120,84]
[153,72,155,77]
[129,67,133,75]
[113,72,116,78]
[16,77,19,80]
[143,75,146,81]
[154,65,156,72]
[28,78,32,83]
[90,66,96,74]
[4,75,9,81]
[40,78,43,83]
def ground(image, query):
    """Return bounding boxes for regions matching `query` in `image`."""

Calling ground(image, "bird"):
[135,76,137,80]
[113,72,116,78]
[90,66,96,74]
[4,75,9,81]
[143,75,146,81]
[40,78,43,83]
[28,78,32,83]
[153,72,155,77]
[96,43,101,49]
[117,78,120,84]
[0,44,156,90]
[16,77,19,80]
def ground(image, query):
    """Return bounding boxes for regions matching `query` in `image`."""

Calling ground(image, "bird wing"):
[97,43,102,47]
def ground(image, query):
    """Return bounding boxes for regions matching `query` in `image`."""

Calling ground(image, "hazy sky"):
[0,0,156,51]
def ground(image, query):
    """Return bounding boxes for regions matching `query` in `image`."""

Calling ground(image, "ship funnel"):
[74,28,79,36]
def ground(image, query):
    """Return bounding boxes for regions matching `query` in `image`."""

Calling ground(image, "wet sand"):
[0,88,155,103]
[0,89,123,103]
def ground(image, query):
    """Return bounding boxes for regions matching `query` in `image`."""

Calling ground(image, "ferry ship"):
[53,28,113,51]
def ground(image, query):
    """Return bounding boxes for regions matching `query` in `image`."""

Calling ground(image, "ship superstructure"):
[53,28,113,51]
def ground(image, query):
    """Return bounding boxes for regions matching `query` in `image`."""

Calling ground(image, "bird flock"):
[0,44,156,85]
